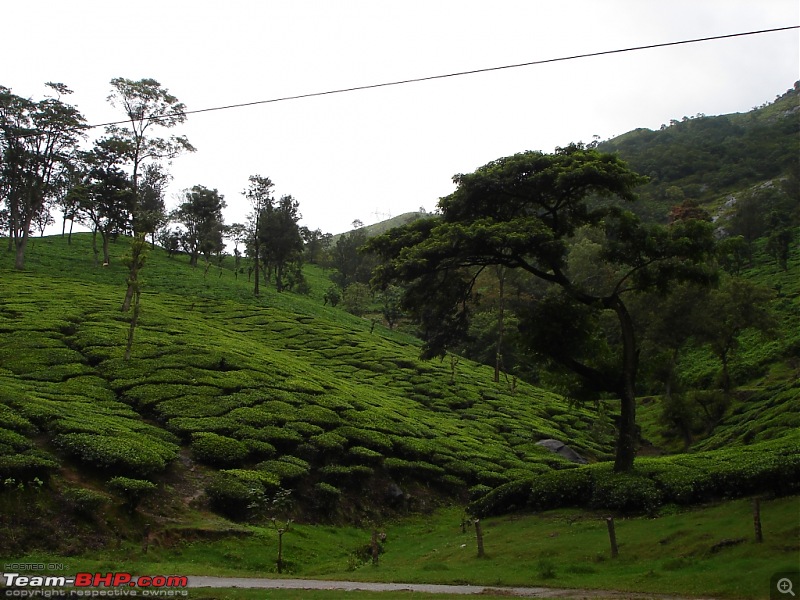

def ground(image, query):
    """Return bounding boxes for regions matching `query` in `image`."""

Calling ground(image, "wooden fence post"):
[371,529,380,565]
[474,519,485,558]
[606,517,618,558]
[753,498,763,543]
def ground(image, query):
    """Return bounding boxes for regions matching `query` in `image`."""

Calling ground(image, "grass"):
[14,496,800,599]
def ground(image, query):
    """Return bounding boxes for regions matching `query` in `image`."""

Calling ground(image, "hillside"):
[0,233,613,552]
[598,81,799,221]
[2,84,799,562]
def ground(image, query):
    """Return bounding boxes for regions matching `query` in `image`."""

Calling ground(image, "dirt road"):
[186,576,708,598]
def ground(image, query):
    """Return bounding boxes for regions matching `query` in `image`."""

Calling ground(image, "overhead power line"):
[13,25,800,137]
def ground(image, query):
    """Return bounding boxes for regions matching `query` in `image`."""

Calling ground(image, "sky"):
[3,0,799,236]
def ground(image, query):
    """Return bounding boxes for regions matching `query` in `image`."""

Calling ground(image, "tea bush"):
[190,432,249,467]
[107,476,157,510]
[469,433,800,517]
[205,469,280,520]
[54,433,177,476]
[0,451,59,480]
[62,487,110,516]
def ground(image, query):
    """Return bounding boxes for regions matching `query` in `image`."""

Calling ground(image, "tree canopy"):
[368,144,717,472]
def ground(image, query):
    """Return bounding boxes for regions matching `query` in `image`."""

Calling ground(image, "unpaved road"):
[186,576,710,598]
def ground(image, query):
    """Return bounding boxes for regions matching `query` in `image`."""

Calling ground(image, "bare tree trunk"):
[611,296,638,473]
[14,233,29,270]
[124,289,141,360]
[494,267,506,383]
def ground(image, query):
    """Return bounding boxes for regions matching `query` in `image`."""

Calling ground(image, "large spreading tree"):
[367,144,716,472]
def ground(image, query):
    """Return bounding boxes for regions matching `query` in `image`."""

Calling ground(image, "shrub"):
[469,479,534,517]
[589,469,663,514]
[385,458,446,480]
[347,446,384,466]
[168,416,238,437]
[0,451,59,480]
[469,484,493,502]
[62,487,110,516]
[54,433,176,476]
[335,427,393,452]
[312,482,342,517]
[310,431,348,453]
[190,432,249,467]
[107,476,157,511]
[319,464,374,484]
[206,469,280,520]
[242,439,277,459]
[257,458,310,482]
[0,428,32,452]
[0,406,35,434]
[527,468,593,511]
[296,405,341,427]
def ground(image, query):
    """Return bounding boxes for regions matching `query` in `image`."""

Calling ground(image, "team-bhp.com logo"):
[3,573,188,597]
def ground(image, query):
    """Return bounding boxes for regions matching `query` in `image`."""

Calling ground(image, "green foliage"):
[54,432,177,476]
[470,433,800,517]
[0,451,59,481]
[590,468,663,514]
[597,86,800,220]
[106,476,157,510]
[62,487,110,516]
[0,224,793,525]
[190,432,249,467]
[205,469,280,520]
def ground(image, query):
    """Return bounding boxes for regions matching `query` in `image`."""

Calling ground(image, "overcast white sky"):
[4,1,799,235]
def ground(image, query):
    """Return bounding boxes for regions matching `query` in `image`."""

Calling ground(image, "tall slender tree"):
[243,175,275,297]
[105,78,194,310]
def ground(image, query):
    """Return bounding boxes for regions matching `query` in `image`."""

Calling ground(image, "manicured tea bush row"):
[470,432,800,517]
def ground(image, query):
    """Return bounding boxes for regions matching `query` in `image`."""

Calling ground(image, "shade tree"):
[367,144,716,472]
[172,185,227,267]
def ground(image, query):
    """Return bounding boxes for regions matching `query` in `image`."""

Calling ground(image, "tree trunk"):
[494,267,506,383]
[611,295,638,473]
[14,232,29,270]
[276,263,284,292]
[102,231,111,266]
[720,351,731,394]
[91,229,99,267]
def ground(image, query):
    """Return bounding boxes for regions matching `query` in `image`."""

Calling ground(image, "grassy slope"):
[15,497,799,599]
[635,231,800,452]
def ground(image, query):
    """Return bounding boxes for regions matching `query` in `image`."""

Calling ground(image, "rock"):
[536,439,588,464]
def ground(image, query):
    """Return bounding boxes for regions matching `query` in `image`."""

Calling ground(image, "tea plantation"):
[0,234,613,541]
[0,233,797,562]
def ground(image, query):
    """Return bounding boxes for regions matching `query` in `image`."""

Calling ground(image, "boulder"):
[536,439,588,464]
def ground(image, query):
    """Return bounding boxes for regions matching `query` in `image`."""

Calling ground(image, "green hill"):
[598,81,799,221]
